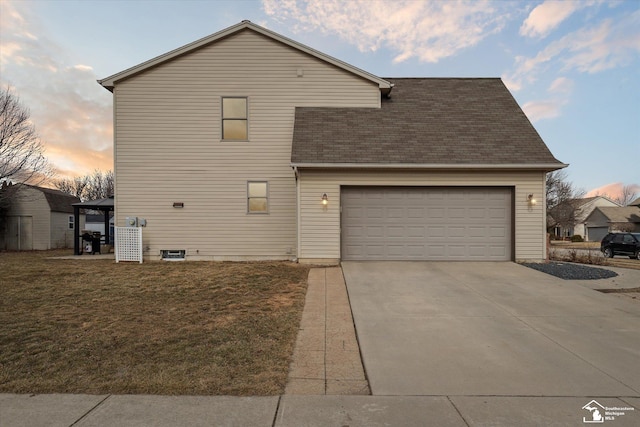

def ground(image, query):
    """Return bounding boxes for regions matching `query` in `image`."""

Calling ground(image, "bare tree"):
[590,184,638,206]
[54,175,90,200]
[616,184,638,206]
[546,170,585,237]
[0,85,52,212]
[54,169,113,201]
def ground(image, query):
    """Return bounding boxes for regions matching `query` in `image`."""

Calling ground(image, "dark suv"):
[600,232,640,259]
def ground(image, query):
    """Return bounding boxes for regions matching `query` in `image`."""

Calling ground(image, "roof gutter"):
[291,162,568,171]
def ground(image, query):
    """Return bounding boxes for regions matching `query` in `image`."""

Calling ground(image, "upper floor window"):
[222,97,248,140]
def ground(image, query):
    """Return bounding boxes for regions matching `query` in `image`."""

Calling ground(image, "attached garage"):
[586,226,609,243]
[291,78,567,264]
[341,187,513,261]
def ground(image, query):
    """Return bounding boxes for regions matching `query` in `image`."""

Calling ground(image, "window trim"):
[221,96,249,141]
[68,215,74,230]
[247,181,269,214]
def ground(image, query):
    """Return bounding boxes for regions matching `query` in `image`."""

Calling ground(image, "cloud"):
[0,0,113,180]
[262,0,509,63]
[586,182,640,201]
[521,78,573,122]
[520,1,592,38]
[522,99,565,122]
[548,77,574,93]
[507,10,640,90]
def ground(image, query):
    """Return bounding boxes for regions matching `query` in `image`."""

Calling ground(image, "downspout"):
[293,166,300,262]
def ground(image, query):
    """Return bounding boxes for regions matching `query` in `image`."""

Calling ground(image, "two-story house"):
[98,21,565,263]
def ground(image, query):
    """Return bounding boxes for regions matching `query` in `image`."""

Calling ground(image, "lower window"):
[248,181,268,213]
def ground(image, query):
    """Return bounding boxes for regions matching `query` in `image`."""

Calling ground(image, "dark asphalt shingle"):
[291,78,564,166]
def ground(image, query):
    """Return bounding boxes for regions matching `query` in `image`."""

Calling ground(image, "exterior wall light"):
[527,194,537,206]
[321,193,328,206]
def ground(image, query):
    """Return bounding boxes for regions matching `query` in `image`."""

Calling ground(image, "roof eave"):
[291,162,568,171]
[98,20,391,91]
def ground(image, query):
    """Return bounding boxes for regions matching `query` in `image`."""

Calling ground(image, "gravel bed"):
[521,262,618,280]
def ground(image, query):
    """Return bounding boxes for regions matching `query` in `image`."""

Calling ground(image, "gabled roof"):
[630,197,640,207]
[292,78,567,169]
[569,196,620,209]
[98,20,392,93]
[21,185,80,213]
[592,206,640,223]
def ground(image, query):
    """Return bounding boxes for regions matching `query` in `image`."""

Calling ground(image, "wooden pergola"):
[72,196,114,255]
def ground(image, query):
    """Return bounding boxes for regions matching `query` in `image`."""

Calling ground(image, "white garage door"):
[341,187,513,261]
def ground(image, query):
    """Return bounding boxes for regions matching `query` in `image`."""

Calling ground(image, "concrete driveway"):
[342,262,640,397]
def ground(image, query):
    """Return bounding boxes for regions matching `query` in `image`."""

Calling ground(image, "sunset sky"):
[1,0,638,198]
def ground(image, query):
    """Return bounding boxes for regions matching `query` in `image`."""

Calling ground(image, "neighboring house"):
[98,21,565,263]
[586,204,640,242]
[549,196,620,240]
[0,184,85,250]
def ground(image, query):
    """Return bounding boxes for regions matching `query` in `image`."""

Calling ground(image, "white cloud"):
[520,1,592,38]
[548,77,573,93]
[586,182,640,200]
[0,0,113,179]
[262,0,509,63]
[522,99,566,122]
[506,10,640,90]
[521,77,574,122]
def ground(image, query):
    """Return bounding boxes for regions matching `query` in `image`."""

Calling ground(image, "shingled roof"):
[291,78,565,168]
[595,206,640,224]
[36,186,81,213]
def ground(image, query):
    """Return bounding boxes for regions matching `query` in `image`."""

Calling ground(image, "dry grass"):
[549,241,600,249]
[548,247,609,266]
[0,250,309,395]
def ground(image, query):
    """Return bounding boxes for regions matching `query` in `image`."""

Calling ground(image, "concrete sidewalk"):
[285,267,369,395]
[2,393,638,426]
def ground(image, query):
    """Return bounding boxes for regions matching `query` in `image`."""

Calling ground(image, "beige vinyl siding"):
[50,212,84,249]
[7,187,51,250]
[113,29,380,259]
[298,169,547,263]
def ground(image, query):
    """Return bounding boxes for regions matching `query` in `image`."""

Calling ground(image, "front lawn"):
[0,251,309,395]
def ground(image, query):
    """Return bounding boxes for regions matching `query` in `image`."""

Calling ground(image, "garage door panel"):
[449,227,466,238]
[344,225,363,238]
[469,208,486,218]
[366,208,384,219]
[408,207,425,218]
[490,226,506,238]
[490,208,507,219]
[469,226,486,238]
[387,207,404,219]
[342,187,513,261]
[387,226,405,238]
[495,245,509,255]
[408,226,425,237]
[365,227,383,238]
[427,207,444,218]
